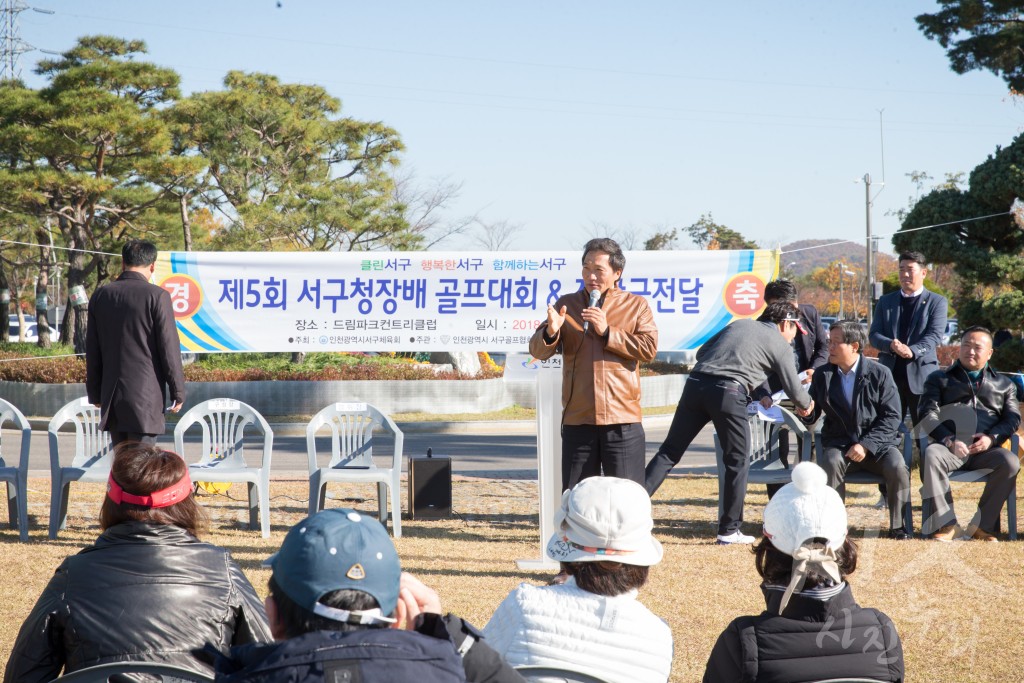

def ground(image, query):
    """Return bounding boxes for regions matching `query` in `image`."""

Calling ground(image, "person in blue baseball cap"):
[211,509,525,683]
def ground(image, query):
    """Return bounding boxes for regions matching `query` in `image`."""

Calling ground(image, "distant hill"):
[781,239,893,277]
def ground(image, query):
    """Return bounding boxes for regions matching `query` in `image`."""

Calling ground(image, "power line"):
[781,211,1012,255]
[49,10,1017,101]
[18,11,1015,135]
[2,210,1011,260]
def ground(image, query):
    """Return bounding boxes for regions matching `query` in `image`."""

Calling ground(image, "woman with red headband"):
[4,443,271,682]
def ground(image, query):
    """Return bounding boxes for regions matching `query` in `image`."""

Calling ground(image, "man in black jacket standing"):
[86,240,185,445]
[801,321,911,539]
[919,326,1021,541]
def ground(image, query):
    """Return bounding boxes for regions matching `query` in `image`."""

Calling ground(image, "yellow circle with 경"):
[159,273,203,320]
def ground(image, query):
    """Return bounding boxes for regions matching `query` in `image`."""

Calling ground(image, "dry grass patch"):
[0,474,1021,682]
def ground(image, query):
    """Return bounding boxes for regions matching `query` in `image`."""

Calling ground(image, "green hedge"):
[0,346,685,383]
[0,347,504,382]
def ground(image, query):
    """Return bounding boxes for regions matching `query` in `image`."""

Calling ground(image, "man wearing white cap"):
[484,477,673,683]
[703,462,904,683]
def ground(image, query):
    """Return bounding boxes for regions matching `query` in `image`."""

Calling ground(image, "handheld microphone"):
[582,289,600,334]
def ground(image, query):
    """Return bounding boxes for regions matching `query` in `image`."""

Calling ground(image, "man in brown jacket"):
[529,238,658,490]
[86,240,186,445]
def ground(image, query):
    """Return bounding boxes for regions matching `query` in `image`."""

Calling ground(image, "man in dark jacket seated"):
[212,509,524,683]
[703,461,905,682]
[919,326,1021,541]
[801,321,912,539]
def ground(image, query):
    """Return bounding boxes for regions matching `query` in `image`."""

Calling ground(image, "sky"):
[13,1,1022,256]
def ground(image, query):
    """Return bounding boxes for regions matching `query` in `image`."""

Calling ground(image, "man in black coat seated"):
[919,326,1021,541]
[800,321,911,539]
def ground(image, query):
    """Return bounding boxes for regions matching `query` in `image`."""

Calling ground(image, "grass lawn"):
[0,473,1021,682]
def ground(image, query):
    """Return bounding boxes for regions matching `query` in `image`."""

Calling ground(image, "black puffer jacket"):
[4,521,271,683]
[703,584,904,683]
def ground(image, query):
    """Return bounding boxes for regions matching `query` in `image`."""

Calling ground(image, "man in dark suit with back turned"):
[752,279,827,495]
[86,240,185,445]
[869,250,948,427]
[753,280,829,403]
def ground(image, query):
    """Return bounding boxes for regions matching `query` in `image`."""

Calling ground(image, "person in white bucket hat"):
[484,477,672,683]
[702,462,905,683]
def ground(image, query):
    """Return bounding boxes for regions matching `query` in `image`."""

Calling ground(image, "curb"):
[29,412,676,437]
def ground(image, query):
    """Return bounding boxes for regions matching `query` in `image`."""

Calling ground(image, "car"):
[942,319,959,345]
[7,315,59,342]
[654,350,699,366]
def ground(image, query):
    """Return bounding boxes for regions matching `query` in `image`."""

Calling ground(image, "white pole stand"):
[516,364,563,571]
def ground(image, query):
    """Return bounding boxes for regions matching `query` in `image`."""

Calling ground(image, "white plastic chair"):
[48,398,113,539]
[0,398,32,541]
[514,665,611,683]
[48,661,213,682]
[173,398,273,538]
[306,402,403,538]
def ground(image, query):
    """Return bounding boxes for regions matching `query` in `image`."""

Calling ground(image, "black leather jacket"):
[3,521,271,683]
[919,362,1021,447]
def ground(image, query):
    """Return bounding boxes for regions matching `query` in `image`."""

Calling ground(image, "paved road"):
[20,414,719,479]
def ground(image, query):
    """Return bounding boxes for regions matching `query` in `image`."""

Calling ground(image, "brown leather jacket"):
[529,288,657,425]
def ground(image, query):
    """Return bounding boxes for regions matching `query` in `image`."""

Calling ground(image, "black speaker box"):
[408,454,452,519]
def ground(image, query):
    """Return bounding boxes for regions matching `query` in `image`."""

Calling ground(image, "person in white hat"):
[702,462,904,683]
[483,477,672,683]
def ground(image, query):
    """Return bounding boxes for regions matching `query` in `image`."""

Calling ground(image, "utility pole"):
[864,173,874,328]
[837,262,855,320]
[839,263,845,320]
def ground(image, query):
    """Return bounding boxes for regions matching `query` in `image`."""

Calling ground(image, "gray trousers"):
[820,445,910,530]
[921,443,1020,535]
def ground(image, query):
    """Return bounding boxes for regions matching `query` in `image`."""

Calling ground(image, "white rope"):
[0,352,84,363]
[0,239,119,257]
